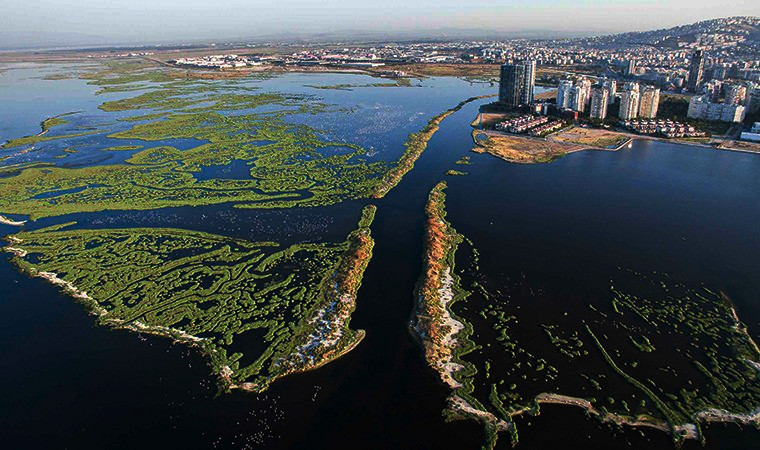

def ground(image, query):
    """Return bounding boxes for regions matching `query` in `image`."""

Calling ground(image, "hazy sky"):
[2,0,759,45]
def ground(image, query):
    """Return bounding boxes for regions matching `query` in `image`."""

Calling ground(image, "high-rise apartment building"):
[600,78,617,105]
[624,60,636,76]
[746,88,760,115]
[688,95,746,123]
[557,78,594,113]
[571,85,587,112]
[521,60,536,105]
[619,82,640,120]
[578,78,592,108]
[705,81,723,102]
[688,50,705,93]
[590,86,609,119]
[687,95,709,119]
[638,86,660,119]
[725,84,747,106]
[499,63,532,107]
[557,80,574,109]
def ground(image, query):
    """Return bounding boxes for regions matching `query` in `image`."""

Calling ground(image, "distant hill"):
[579,16,760,54]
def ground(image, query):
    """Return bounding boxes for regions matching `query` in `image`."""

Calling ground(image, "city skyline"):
[2,1,759,49]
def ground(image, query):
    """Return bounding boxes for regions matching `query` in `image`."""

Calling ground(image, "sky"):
[1,0,759,48]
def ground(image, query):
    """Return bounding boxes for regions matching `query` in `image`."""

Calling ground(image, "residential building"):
[687,95,709,119]
[578,78,592,108]
[557,80,574,109]
[746,88,760,115]
[499,63,526,106]
[638,86,660,119]
[556,77,592,113]
[687,95,746,122]
[590,86,609,119]
[521,60,536,105]
[624,59,636,76]
[601,78,617,105]
[687,50,705,93]
[619,82,640,120]
[705,80,723,102]
[725,84,747,106]
[571,85,587,112]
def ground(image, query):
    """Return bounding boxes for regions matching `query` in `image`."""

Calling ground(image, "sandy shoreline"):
[0,215,26,226]
[230,330,366,393]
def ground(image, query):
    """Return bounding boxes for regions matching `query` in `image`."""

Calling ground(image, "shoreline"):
[471,129,587,164]
[472,116,760,165]
[410,182,511,447]
[230,330,366,393]
[409,182,465,387]
[270,206,376,378]
[0,215,27,226]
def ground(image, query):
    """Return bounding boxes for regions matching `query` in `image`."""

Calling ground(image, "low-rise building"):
[687,95,746,122]
[740,122,760,142]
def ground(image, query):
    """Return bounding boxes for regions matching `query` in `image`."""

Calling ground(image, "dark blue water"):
[445,139,760,339]
[193,159,253,181]
[0,66,758,449]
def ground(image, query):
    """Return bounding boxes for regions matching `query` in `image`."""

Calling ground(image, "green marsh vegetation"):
[40,115,71,133]
[304,78,412,90]
[6,205,377,391]
[600,272,760,423]
[0,62,464,219]
[411,182,511,449]
[0,71,389,219]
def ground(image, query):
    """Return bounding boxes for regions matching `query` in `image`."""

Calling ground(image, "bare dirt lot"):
[549,126,631,149]
[472,130,585,164]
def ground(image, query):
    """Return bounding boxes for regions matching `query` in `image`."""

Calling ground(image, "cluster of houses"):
[495,115,549,133]
[621,119,706,138]
[494,114,563,136]
[169,55,263,69]
[528,120,564,136]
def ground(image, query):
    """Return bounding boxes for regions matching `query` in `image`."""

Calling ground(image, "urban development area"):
[122,16,760,154]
